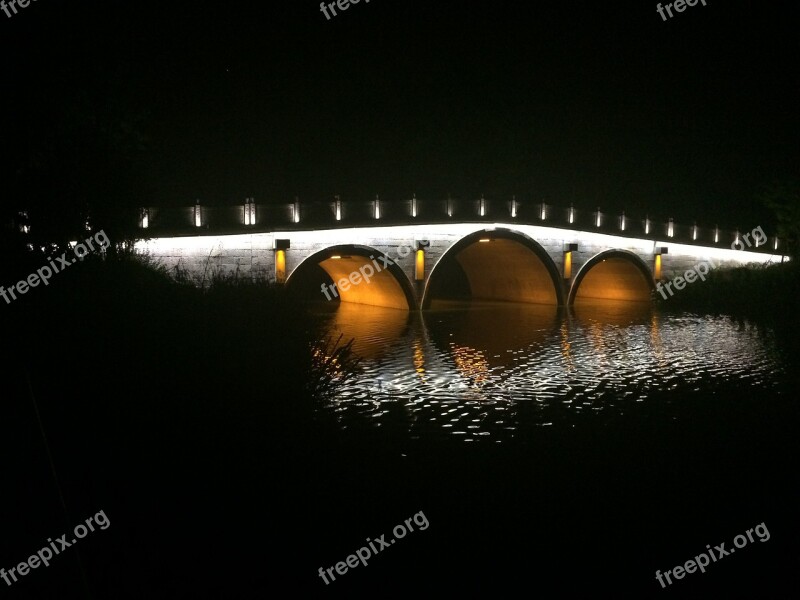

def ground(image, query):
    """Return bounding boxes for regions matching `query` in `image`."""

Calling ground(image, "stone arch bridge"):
[134,198,785,310]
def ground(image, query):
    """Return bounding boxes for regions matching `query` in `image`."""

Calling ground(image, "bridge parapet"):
[136,197,783,256]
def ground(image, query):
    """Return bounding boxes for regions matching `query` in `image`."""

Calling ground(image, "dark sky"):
[2,0,798,230]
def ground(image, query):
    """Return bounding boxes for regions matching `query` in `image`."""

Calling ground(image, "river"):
[314,300,788,442]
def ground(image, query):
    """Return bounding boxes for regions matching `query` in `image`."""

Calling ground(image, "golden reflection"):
[413,338,426,381]
[428,301,559,368]
[587,320,608,364]
[559,320,575,372]
[450,343,490,386]
[323,303,409,359]
[650,310,665,365]
[571,299,654,327]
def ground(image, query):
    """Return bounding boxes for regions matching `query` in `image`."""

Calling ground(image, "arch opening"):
[570,250,654,305]
[422,229,563,309]
[286,245,415,310]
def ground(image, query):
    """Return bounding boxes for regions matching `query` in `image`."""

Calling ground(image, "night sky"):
[2,0,798,231]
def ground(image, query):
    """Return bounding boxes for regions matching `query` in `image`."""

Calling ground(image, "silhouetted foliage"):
[758,179,800,259]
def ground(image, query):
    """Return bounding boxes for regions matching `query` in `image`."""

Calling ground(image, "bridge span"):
[134,210,785,310]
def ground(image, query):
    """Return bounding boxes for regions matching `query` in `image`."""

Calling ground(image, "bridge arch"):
[422,228,564,309]
[286,244,416,310]
[568,249,655,305]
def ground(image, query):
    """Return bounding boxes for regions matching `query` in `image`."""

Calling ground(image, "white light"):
[447,196,453,218]
[335,197,342,221]
[479,196,486,217]
[774,237,779,250]
[374,195,381,220]
[656,239,781,266]
[137,223,782,288]
[293,200,300,224]
[411,194,417,218]
[140,208,149,229]
[667,219,674,238]
[510,196,517,219]
[620,212,626,231]
[540,203,546,221]
[244,199,256,226]
[194,203,202,227]
[645,217,650,235]
[692,225,697,241]
[569,206,575,224]
[595,209,601,228]
[714,227,719,243]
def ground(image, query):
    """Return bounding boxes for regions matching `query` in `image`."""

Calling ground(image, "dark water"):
[315,300,786,441]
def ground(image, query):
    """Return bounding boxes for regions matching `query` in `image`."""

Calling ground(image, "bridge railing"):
[135,197,783,254]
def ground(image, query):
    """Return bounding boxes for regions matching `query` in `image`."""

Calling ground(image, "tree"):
[758,179,800,259]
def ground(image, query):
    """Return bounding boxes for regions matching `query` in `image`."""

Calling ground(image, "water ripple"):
[313,304,786,443]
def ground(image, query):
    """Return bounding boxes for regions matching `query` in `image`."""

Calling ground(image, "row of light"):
[139,198,780,251]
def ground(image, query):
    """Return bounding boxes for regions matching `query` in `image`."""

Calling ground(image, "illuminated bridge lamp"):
[273,239,290,283]
[194,200,202,227]
[415,240,430,281]
[244,197,256,226]
[563,243,578,279]
[654,247,668,281]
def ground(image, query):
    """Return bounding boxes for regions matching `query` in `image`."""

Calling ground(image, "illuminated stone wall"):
[135,223,786,309]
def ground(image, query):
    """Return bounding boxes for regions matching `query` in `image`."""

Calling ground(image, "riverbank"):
[656,259,800,320]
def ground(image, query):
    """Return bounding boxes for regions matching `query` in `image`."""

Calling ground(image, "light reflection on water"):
[314,301,784,442]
